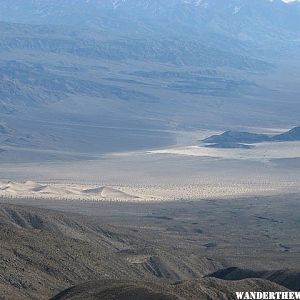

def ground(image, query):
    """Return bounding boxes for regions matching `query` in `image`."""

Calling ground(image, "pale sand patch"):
[0,181,140,201]
[0,180,299,202]
[148,141,300,160]
[83,186,139,200]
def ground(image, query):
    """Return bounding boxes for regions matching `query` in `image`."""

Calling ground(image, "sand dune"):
[101,187,139,200]
[39,185,80,196]
[1,179,299,202]
[0,181,140,201]
[83,186,139,200]
[0,181,46,193]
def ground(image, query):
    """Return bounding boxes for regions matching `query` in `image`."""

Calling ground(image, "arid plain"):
[1,129,300,202]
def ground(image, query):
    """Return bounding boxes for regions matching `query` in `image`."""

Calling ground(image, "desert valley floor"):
[1,129,300,299]
[1,128,300,201]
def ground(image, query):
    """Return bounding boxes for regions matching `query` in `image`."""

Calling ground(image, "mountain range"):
[1,1,300,35]
[0,0,300,158]
[1,0,300,56]
[202,126,300,148]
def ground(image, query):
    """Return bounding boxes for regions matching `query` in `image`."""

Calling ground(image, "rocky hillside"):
[1,202,300,299]
[50,278,291,300]
[0,203,222,299]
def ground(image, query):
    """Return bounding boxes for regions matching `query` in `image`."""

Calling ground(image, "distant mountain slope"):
[0,1,299,67]
[0,1,299,49]
[272,126,300,141]
[0,1,299,158]
[0,22,271,72]
[203,131,271,144]
[51,278,291,300]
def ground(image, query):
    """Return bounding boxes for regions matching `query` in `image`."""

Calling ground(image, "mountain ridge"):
[50,278,292,300]
[1,0,299,44]
[202,126,300,148]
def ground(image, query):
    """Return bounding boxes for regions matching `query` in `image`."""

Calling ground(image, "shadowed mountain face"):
[208,267,300,291]
[203,131,271,144]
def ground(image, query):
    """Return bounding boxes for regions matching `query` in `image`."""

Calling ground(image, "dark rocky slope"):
[208,267,300,291]
[51,278,290,300]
